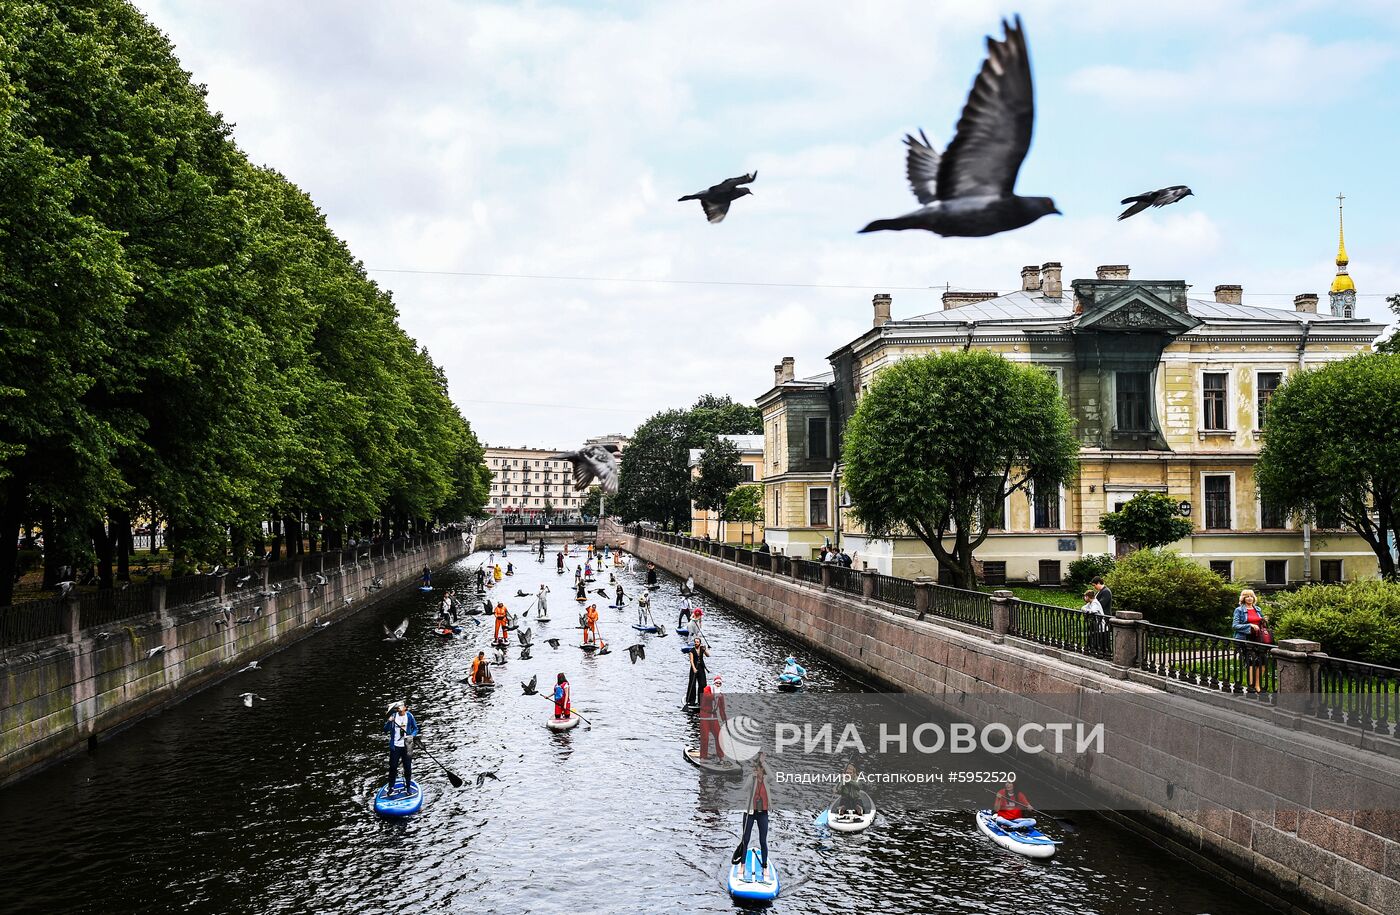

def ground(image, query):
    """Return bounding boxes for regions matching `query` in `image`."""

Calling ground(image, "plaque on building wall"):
[1058,538,1077,551]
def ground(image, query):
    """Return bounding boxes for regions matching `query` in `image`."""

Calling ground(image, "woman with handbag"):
[1231,588,1272,695]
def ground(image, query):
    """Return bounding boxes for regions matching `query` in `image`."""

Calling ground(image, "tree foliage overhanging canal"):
[0,1,491,603]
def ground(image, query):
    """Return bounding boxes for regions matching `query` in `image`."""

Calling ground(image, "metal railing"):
[79,583,154,630]
[1138,623,1276,698]
[164,574,217,609]
[925,584,994,629]
[1314,656,1400,738]
[872,574,915,610]
[828,565,863,596]
[0,598,65,648]
[791,559,822,585]
[1009,599,1112,658]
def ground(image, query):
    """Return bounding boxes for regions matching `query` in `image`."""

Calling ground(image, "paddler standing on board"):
[698,675,728,759]
[493,601,509,642]
[553,673,571,720]
[421,566,432,588]
[582,604,600,645]
[383,699,419,797]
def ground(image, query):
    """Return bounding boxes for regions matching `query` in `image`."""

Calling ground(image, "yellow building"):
[759,248,1387,585]
[482,446,585,515]
[688,434,765,543]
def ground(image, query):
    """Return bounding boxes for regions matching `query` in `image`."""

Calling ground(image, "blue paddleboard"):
[727,848,779,901]
[632,624,658,633]
[373,779,425,817]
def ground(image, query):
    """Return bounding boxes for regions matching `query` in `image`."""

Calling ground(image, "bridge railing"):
[1009,598,1112,659]
[1137,623,1277,699]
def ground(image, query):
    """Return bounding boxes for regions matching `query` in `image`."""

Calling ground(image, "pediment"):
[1074,286,1201,334]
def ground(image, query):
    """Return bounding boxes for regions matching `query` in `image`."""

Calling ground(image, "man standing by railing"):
[1092,577,1112,616]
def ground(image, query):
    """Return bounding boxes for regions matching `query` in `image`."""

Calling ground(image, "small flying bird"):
[238,692,266,708]
[237,660,262,673]
[860,16,1058,238]
[342,596,353,606]
[515,590,530,597]
[95,631,114,640]
[594,588,609,598]
[236,616,254,625]
[234,572,254,588]
[205,565,226,578]
[678,172,757,224]
[550,443,620,495]
[370,576,385,590]
[627,643,646,664]
[517,627,534,647]
[312,573,328,586]
[545,638,561,650]
[55,581,75,598]
[383,618,409,642]
[521,675,538,695]
[253,605,264,617]
[312,618,330,629]
[146,646,166,659]
[1117,185,1194,221]
[475,771,499,787]
[519,646,532,660]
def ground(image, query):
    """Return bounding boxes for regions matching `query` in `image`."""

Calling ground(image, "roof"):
[689,435,764,466]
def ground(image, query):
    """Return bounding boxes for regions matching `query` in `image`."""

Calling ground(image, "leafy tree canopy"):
[1099,491,1194,550]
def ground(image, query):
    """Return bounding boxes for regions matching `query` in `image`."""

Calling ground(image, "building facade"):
[483,447,585,515]
[758,247,1386,585]
[688,434,765,543]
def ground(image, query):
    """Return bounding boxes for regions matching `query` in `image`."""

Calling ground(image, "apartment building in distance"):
[688,434,766,543]
[757,225,1387,585]
[483,436,629,515]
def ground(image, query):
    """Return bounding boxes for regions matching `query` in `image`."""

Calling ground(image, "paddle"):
[412,735,464,788]
[535,691,593,726]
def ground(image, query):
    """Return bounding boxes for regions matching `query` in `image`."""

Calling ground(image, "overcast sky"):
[136,0,1400,449]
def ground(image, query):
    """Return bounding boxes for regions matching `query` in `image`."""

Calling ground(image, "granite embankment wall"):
[599,523,1400,915]
[0,535,471,787]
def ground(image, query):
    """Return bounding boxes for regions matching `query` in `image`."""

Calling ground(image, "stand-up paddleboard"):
[632,623,659,633]
[727,848,779,901]
[546,714,580,731]
[434,626,463,638]
[682,747,741,775]
[373,780,424,817]
[676,626,690,637]
[647,584,661,590]
[419,586,433,592]
[580,643,599,652]
[470,680,496,691]
[826,791,876,834]
[777,674,803,692]
[975,810,1057,859]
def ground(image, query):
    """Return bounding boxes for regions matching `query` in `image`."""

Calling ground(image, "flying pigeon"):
[238,692,266,708]
[594,588,609,598]
[312,618,330,629]
[517,626,534,647]
[1117,185,1193,221]
[551,443,620,495]
[627,643,646,664]
[146,646,166,659]
[678,172,757,224]
[860,17,1058,238]
[521,675,538,695]
[383,618,409,642]
[237,660,262,673]
[519,646,532,660]
[312,573,328,586]
[475,771,499,787]
[54,581,75,598]
[235,572,254,588]
[545,638,561,650]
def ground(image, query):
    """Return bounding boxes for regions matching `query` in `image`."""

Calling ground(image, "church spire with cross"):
[1329,193,1356,318]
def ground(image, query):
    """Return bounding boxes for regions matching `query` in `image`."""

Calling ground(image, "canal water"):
[0,548,1283,914]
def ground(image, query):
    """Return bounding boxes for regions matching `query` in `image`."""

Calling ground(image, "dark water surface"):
[1,548,1284,914]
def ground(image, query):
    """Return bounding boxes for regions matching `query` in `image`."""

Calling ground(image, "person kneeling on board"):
[993,779,1035,829]
[471,651,494,685]
[836,763,864,815]
[383,700,419,796]
[553,673,571,719]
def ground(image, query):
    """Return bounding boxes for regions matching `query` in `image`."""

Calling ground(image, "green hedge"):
[1271,581,1400,667]
[1067,553,1115,593]
[1106,549,1241,632]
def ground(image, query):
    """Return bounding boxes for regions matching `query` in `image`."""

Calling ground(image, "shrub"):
[1270,580,1400,667]
[1106,549,1240,632]
[1067,553,1116,593]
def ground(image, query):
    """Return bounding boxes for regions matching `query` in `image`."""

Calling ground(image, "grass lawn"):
[995,586,1084,609]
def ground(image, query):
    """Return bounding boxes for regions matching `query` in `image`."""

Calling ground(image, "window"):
[1209,560,1233,579]
[1260,497,1288,530]
[1204,475,1232,529]
[1038,560,1062,585]
[981,561,1007,585]
[807,417,829,460]
[1202,372,1228,431]
[979,491,1005,530]
[773,487,781,527]
[740,464,756,483]
[808,487,829,526]
[1265,560,1287,586]
[1320,560,1343,583]
[1032,483,1061,529]
[1115,371,1151,431]
[1256,372,1282,428]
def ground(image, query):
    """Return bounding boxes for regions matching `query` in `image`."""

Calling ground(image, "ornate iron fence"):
[1138,623,1276,699]
[1009,599,1111,658]
[828,565,863,595]
[791,559,822,585]
[925,584,993,629]
[872,574,915,610]
[0,597,65,648]
[1314,656,1400,738]
[79,583,154,630]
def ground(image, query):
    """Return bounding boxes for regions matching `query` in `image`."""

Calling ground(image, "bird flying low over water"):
[522,675,538,695]
[678,172,756,223]
[627,643,646,664]
[238,693,266,708]
[551,443,620,495]
[545,638,561,650]
[383,618,409,642]
[860,16,1058,238]
[1117,185,1193,220]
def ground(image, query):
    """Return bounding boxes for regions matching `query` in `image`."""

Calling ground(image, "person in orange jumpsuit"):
[493,602,509,641]
[470,651,492,685]
[582,604,600,645]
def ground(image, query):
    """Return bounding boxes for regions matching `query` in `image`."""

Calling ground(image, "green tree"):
[842,351,1078,589]
[724,484,765,544]
[1106,548,1240,631]
[1377,294,1399,354]
[690,436,744,533]
[1099,491,1194,550]
[689,394,761,437]
[580,486,602,519]
[1255,354,1400,580]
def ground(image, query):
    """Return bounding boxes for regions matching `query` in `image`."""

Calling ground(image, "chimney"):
[779,356,795,384]
[872,293,892,327]
[1214,284,1243,305]
[1020,265,1041,292]
[941,290,998,310]
[773,364,784,385]
[1041,262,1062,298]
[1096,264,1130,280]
[1294,293,1318,314]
